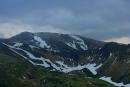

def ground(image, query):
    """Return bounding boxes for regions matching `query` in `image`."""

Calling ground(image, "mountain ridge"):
[0,32,130,87]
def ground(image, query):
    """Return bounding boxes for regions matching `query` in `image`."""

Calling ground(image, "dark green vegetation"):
[0,43,115,87]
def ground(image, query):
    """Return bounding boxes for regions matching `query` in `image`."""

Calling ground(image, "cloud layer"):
[105,37,130,44]
[0,0,130,44]
[0,22,68,38]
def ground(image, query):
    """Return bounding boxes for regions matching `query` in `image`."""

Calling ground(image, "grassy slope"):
[0,44,115,87]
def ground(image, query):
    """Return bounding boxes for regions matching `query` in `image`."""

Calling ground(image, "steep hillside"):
[0,32,130,86]
[0,42,115,87]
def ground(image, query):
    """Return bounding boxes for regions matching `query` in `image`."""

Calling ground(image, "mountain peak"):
[0,31,130,86]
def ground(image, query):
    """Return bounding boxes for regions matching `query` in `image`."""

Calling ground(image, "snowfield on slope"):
[34,35,50,48]
[4,42,130,87]
[66,41,77,50]
[3,43,101,75]
[100,76,130,87]
[13,42,23,48]
[69,35,88,50]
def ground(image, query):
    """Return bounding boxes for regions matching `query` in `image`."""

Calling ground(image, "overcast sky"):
[0,0,130,44]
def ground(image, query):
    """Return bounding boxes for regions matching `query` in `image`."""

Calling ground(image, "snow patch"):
[100,76,130,87]
[13,42,23,48]
[69,35,88,50]
[56,61,102,74]
[99,47,102,50]
[66,41,77,49]
[109,53,112,57]
[56,61,68,68]
[34,36,50,48]
[86,63,102,75]
[62,63,102,74]
[29,45,39,49]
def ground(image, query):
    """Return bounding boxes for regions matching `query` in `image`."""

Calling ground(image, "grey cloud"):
[0,0,130,40]
[0,33,4,38]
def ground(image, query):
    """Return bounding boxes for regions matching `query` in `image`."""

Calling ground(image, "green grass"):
[0,51,115,87]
